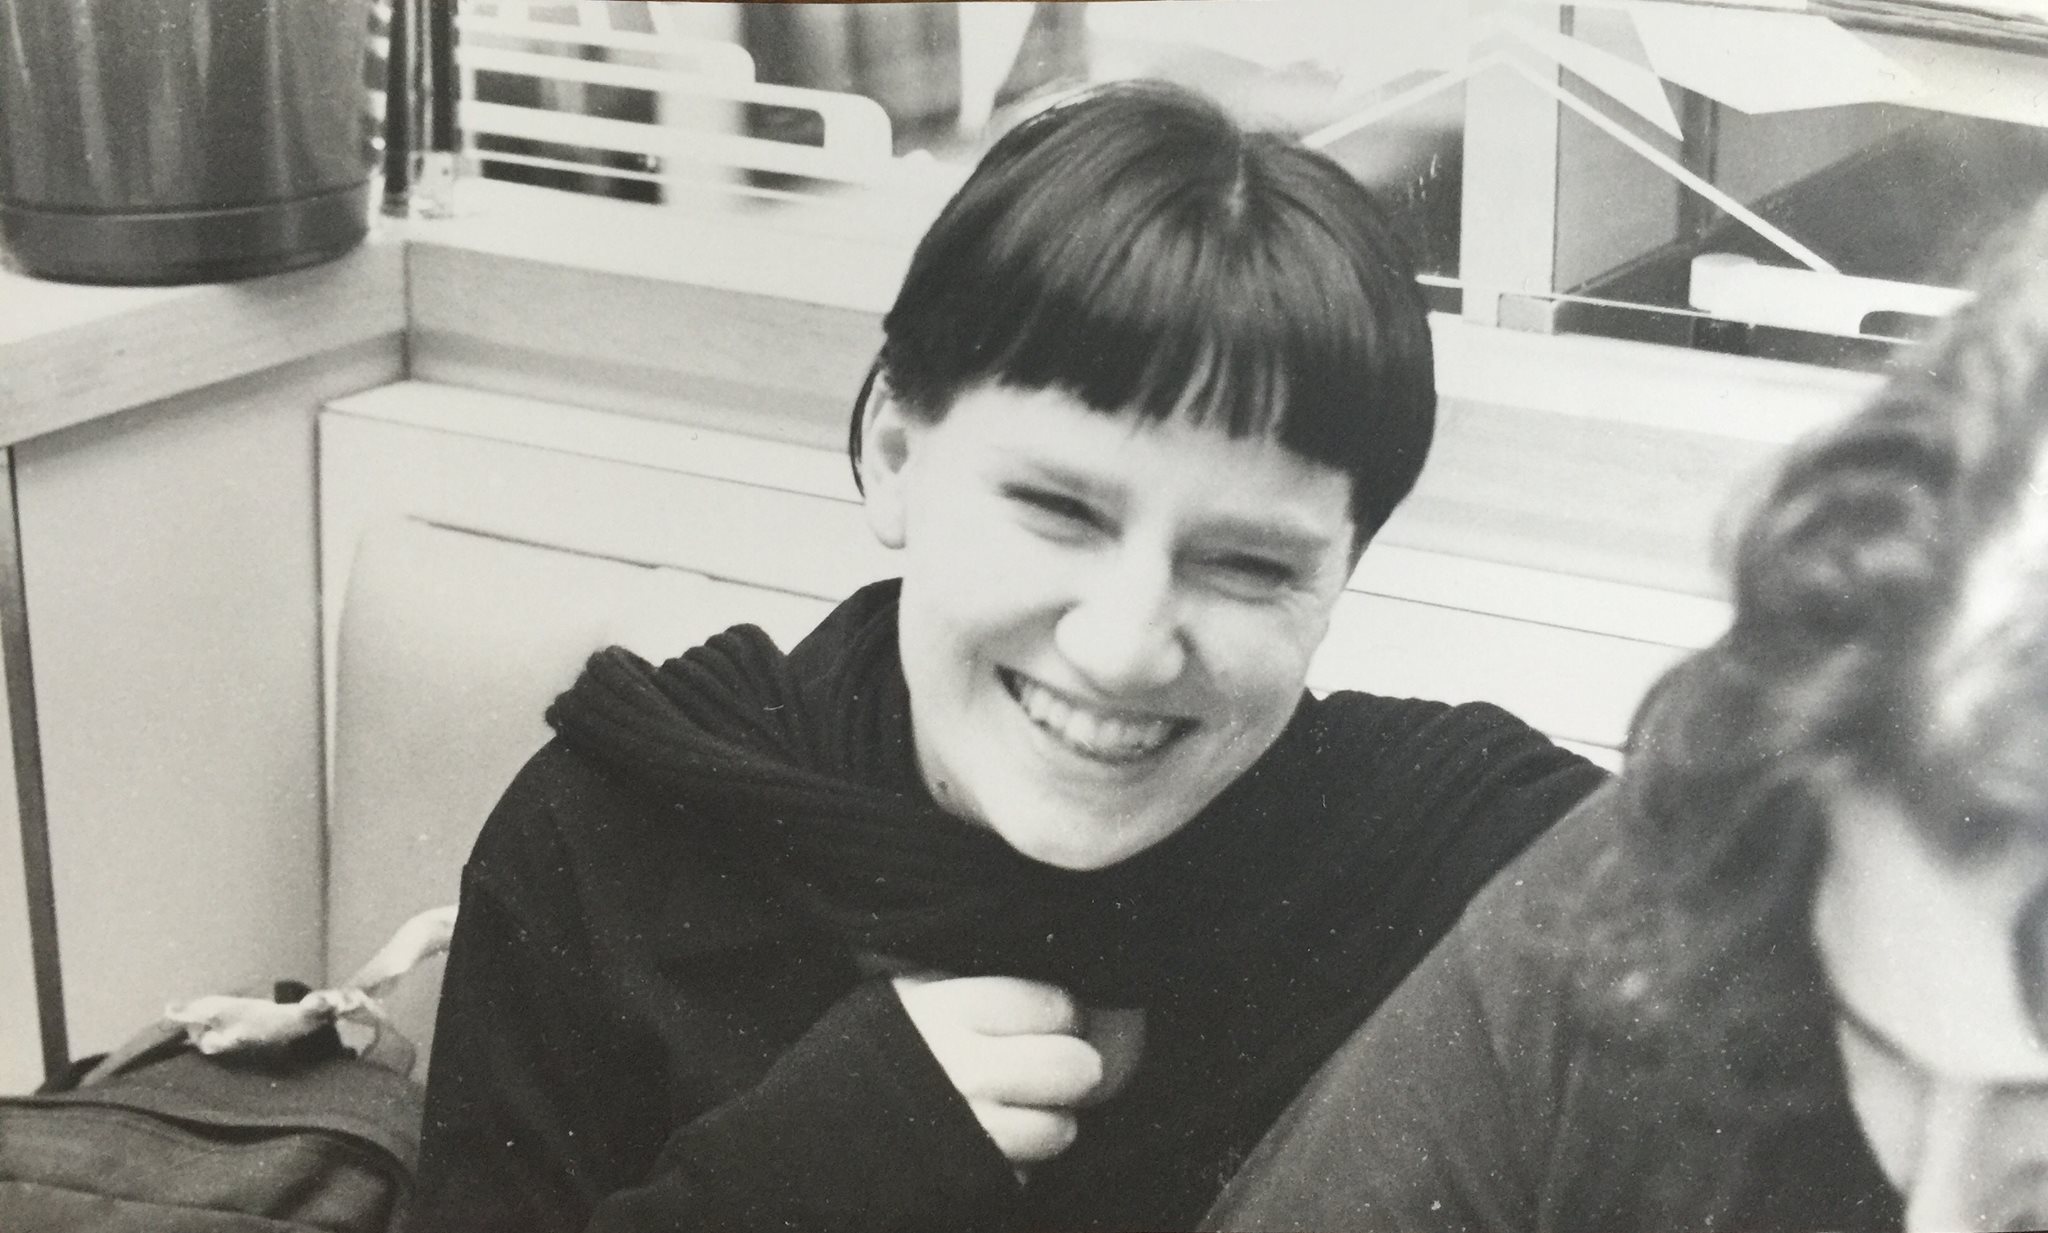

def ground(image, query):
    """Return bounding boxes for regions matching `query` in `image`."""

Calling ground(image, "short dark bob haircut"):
[850,79,1437,546]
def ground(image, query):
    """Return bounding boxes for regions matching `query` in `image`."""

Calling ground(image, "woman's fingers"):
[974,1102,1080,1164]
[890,973,1108,1165]
[889,976,1162,1165]
[958,1032,1104,1107]
[907,975,1080,1036]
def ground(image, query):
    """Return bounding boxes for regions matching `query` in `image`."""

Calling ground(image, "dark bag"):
[0,982,424,1232]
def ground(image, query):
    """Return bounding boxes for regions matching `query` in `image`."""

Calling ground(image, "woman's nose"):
[1053,561,1186,694]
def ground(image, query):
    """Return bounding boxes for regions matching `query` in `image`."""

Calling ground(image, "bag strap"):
[80,1022,188,1086]
[40,906,459,1093]
[153,905,459,1077]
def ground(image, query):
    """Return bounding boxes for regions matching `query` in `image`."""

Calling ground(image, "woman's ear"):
[859,377,916,550]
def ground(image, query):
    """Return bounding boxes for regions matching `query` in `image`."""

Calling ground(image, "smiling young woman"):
[407,81,1604,1233]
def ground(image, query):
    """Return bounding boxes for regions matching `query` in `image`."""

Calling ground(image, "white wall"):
[12,338,397,1064]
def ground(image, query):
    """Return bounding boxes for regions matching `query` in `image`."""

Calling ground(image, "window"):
[382,1,2048,368]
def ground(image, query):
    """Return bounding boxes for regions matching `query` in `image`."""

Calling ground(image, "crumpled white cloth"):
[163,905,457,1056]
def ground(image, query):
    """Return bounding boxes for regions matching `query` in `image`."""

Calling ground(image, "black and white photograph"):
[2,1,2047,1229]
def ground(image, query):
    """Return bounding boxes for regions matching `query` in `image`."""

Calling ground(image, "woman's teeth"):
[1010,673,1180,762]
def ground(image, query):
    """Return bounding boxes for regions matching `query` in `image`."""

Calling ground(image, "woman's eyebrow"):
[1194,514,1341,561]
[1837,988,2048,1093]
[998,455,1117,499]
[988,451,1340,558]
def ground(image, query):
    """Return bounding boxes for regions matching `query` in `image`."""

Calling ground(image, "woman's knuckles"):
[1047,1034,1107,1096]
[950,977,1078,1035]
[1026,985,1082,1035]
[977,1103,1079,1163]
[1018,1035,1105,1103]
[959,1033,1103,1104]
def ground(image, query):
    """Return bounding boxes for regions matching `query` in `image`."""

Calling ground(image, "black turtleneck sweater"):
[409,592,1601,1233]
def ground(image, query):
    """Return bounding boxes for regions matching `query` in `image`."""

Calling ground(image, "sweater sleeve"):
[1202,786,1620,1233]
[408,755,1020,1233]
[1289,696,1605,1008]
[591,980,1020,1232]
[1202,903,1542,1233]
[1388,700,1608,910]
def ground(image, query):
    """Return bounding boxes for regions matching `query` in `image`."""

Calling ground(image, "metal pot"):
[0,0,374,284]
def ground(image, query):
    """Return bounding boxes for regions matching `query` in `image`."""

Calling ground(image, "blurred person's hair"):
[849,79,1436,548]
[1577,196,2048,1219]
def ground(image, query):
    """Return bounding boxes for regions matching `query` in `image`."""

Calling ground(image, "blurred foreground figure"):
[1207,201,2048,1233]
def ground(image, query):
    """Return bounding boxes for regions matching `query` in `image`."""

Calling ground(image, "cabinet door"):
[318,384,892,696]
[1311,555,1719,763]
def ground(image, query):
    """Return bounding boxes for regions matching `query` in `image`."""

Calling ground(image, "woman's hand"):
[890,974,1104,1166]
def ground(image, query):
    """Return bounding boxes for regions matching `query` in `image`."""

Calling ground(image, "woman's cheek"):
[1205,599,1328,689]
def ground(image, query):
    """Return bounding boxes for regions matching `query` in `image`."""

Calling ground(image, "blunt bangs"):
[875,82,1437,542]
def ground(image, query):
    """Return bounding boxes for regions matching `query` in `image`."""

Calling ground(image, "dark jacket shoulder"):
[463,737,801,958]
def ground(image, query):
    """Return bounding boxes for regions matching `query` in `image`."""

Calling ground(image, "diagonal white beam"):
[1507,59,1837,271]
[1305,50,1509,150]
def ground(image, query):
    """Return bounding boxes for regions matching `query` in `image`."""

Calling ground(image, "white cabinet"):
[317,383,886,694]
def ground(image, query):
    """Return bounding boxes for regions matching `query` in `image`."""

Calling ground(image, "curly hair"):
[1577,197,2048,1218]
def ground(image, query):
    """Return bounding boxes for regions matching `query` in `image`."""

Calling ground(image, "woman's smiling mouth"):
[999,668,1192,765]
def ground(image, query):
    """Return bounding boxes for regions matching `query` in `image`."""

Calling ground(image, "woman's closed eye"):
[1193,552,1302,596]
[1006,485,1106,536]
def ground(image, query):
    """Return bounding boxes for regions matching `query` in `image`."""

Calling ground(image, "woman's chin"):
[985,812,1161,872]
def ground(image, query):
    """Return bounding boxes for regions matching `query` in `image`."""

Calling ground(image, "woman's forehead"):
[966,381,1332,466]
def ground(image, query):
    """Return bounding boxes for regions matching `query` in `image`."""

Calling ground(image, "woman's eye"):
[1202,554,1299,592]
[1007,486,1101,530]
